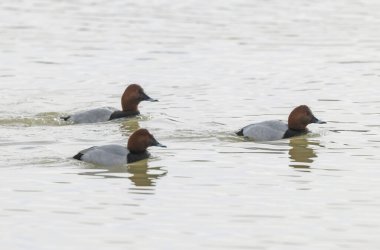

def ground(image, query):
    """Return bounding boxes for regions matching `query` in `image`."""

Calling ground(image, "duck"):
[236,105,326,141]
[61,84,157,123]
[73,128,166,166]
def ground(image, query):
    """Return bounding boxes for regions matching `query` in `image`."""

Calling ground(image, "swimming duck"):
[73,128,166,166]
[62,84,157,123]
[236,105,326,141]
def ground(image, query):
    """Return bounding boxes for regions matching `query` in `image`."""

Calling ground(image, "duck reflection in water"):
[79,159,167,187]
[288,137,320,169]
[119,118,141,135]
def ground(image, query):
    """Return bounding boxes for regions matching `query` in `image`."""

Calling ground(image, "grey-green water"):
[1,0,380,249]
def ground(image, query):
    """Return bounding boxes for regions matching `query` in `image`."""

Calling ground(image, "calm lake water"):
[1,0,380,249]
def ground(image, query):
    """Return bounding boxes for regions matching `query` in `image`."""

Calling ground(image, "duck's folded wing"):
[67,107,118,124]
[78,144,128,166]
[241,120,288,141]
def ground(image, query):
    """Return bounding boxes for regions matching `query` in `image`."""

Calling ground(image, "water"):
[1,0,380,249]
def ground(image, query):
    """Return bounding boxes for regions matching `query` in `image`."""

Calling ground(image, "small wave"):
[0,112,69,127]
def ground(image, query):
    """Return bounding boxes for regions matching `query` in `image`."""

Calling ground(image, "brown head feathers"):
[121,84,157,112]
[288,105,325,130]
[127,128,166,154]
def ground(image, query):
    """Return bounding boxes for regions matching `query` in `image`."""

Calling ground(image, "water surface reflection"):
[119,118,141,136]
[78,160,167,187]
[288,137,320,169]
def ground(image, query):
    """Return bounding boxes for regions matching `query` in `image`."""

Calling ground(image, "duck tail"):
[60,116,70,121]
[236,128,244,136]
[73,152,84,160]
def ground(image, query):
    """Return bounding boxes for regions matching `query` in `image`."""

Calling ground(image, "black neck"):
[127,151,150,163]
[109,110,140,120]
[283,128,308,139]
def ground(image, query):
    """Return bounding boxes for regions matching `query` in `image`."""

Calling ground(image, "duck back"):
[239,120,288,141]
[67,107,117,124]
[78,144,129,166]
